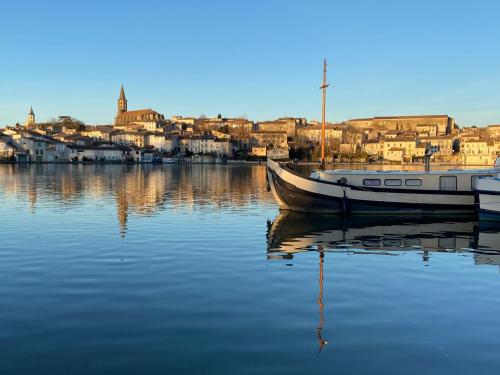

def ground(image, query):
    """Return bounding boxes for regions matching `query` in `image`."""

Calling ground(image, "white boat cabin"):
[312,167,500,192]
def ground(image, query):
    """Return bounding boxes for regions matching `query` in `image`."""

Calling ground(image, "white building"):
[68,144,128,162]
[188,136,233,157]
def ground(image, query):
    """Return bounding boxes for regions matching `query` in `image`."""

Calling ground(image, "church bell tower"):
[117,85,127,115]
[25,107,36,127]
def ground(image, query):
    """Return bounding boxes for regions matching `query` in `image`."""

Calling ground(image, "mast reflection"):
[316,250,327,353]
[266,211,500,352]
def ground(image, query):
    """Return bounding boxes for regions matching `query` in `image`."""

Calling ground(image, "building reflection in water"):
[266,211,500,352]
[0,164,272,237]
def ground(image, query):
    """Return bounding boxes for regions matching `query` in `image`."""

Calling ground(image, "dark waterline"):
[1,164,500,375]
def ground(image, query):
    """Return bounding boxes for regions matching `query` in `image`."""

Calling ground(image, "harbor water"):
[1,164,500,374]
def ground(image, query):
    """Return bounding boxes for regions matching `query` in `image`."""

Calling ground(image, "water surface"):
[1,164,499,374]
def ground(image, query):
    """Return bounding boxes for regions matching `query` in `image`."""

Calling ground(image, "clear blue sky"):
[1,0,499,126]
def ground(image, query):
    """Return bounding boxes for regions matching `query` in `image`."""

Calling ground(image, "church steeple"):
[25,106,36,127]
[117,85,127,115]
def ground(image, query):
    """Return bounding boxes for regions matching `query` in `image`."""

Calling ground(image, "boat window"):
[472,175,493,189]
[363,179,381,187]
[384,179,402,186]
[440,176,457,191]
[405,179,422,186]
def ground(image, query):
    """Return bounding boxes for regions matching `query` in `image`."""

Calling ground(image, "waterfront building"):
[267,148,289,160]
[382,137,418,162]
[145,133,178,153]
[68,144,130,162]
[340,143,360,154]
[0,133,22,160]
[18,134,48,162]
[362,139,382,156]
[419,135,456,156]
[251,146,267,157]
[415,144,427,158]
[385,147,405,162]
[187,135,233,157]
[460,139,497,165]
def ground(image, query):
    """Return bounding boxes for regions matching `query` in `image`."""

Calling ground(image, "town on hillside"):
[1,86,499,165]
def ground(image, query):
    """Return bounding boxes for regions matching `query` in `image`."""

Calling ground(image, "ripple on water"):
[1,164,500,375]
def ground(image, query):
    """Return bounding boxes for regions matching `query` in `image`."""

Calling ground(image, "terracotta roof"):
[419,136,454,140]
[117,109,159,116]
[299,125,340,130]
[251,131,287,134]
[374,115,449,120]
[385,137,415,142]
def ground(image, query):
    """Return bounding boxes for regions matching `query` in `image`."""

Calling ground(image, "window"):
[405,179,422,186]
[384,179,402,186]
[363,179,381,187]
[440,176,457,191]
[472,175,493,189]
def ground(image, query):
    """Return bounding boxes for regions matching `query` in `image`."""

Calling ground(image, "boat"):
[267,158,500,214]
[267,60,500,214]
[162,157,177,164]
[475,166,500,220]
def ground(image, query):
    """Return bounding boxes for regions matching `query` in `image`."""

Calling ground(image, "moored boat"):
[267,158,499,214]
[267,59,500,215]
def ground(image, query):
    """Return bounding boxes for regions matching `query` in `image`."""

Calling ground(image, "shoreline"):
[0,160,495,168]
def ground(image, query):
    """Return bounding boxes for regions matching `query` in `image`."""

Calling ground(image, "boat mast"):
[320,59,329,170]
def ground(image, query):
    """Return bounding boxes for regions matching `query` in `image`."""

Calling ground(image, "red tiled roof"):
[117,109,159,116]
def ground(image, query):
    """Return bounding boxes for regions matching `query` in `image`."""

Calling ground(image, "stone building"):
[461,139,497,165]
[194,117,253,136]
[486,125,500,139]
[114,85,165,129]
[362,140,382,156]
[297,125,343,143]
[257,117,306,137]
[382,137,418,162]
[347,115,455,135]
[419,135,456,156]
[250,131,288,148]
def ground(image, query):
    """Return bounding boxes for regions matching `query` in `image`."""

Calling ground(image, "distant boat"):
[162,157,176,164]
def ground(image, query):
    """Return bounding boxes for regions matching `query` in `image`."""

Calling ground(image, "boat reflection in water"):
[266,212,500,352]
[268,212,500,259]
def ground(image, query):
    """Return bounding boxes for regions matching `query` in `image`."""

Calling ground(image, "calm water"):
[1,164,500,375]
